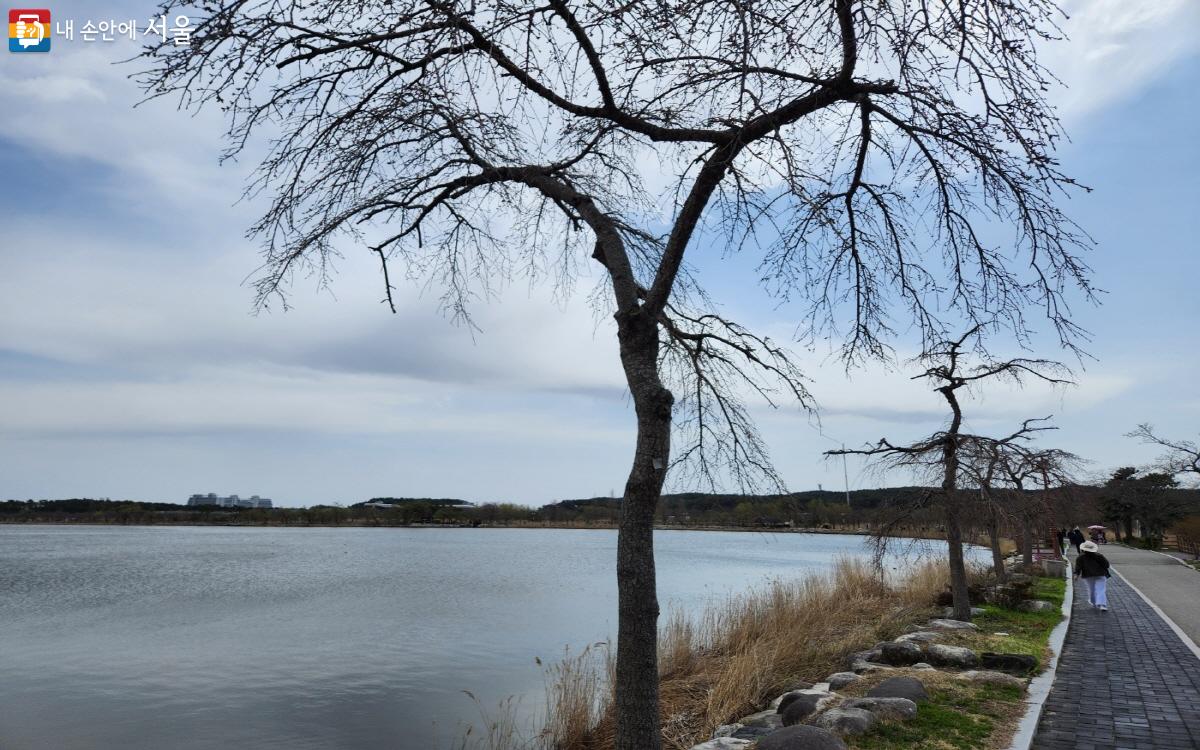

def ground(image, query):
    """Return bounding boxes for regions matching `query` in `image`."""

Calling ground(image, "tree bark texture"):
[613,308,672,750]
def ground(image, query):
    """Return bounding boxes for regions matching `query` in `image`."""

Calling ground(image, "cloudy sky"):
[1,0,1198,507]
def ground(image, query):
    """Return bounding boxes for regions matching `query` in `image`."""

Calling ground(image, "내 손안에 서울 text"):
[7,9,192,51]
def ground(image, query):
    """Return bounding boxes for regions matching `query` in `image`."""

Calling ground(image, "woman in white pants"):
[1074,540,1112,611]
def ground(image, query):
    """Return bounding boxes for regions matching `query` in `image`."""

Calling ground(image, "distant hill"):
[353,497,476,508]
[541,487,932,515]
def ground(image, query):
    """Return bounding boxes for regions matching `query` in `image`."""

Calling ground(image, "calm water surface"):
[0,526,952,749]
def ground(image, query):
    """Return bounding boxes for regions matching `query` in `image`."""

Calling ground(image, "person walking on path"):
[1067,526,1086,553]
[1074,540,1112,611]
[1056,527,1067,554]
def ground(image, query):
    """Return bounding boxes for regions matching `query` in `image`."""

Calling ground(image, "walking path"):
[1031,545,1200,750]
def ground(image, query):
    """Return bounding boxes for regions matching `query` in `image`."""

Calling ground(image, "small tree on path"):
[830,327,1069,620]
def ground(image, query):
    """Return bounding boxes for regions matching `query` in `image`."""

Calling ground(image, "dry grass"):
[457,558,951,750]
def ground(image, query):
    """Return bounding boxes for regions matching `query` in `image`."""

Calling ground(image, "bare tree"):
[830,327,1069,619]
[1129,424,1200,482]
[138,1,1092,745]
[994,446,1078,561]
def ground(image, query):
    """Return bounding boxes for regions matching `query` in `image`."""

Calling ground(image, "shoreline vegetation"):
[464,559,1066,750]
[10,486,1195,532]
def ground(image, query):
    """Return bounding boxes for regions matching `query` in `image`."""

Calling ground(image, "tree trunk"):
[613,309,672,750]
[986,510,1006,580]
[1021,515,1034,568]
[944,497,972,621]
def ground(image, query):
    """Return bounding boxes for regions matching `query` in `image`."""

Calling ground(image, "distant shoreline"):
[0,520,959,542]
[0,519,870,534]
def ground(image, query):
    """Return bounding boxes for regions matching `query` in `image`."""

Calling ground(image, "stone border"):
[1003,562,1072,750]
[1109,566,1200,661]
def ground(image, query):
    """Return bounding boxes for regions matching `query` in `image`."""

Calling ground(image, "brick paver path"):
[1032,566,1200,750]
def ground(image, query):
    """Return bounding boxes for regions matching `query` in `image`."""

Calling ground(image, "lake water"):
[0,526,958,749]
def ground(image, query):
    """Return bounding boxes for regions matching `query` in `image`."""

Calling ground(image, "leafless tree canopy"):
[141,0,1093,347]
[1128,423,1200,481]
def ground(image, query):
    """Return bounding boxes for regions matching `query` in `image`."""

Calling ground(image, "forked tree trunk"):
[614,309,672,750]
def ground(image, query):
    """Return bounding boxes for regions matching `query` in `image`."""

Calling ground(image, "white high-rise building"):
[187,493,273,509]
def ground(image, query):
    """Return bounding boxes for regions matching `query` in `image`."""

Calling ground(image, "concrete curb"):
[1004,562,1073,750]
[1110,566,1200,661]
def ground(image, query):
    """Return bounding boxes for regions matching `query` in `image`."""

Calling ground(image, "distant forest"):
[5,486,1198,537]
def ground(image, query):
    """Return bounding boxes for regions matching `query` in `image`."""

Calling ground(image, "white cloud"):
[1049,0,1200,121]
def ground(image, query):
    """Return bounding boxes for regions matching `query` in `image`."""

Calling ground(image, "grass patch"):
[927,575,1065,670]
[840,671,1026,750]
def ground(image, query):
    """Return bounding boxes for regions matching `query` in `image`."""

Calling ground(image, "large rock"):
[689,739,754,750]
[894,631,942,644]
[956,670,1028,689]
[880,640,924,666]
[755,725,848,750]
[926,618,979,631]
[1018,600,1057,613]
[926,643,981,668]
[826,672,861,690]
[739,709,783,730]
[842,696,919,721]
[867,676,929,703]
[813,707,877,736]
[770,684,815,709]
[781,694,824,726]
[980,652,1038,675]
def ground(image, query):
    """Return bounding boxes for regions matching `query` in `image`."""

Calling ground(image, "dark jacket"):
[1067,529,1086,545]
[1076,552,1111,579]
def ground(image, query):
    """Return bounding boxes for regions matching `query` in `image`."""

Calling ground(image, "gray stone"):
[980,652,1038,675]
[781,694,823,726]
[770,686,814,710]
[754,725,848,750]
[826,672,861,690]
[730,725,778,740]
[1018,599,1057,613]
[911,662,936,670]
[867,676,929,703]
[894,631,943,644]
[956,670,1028,689]
[880,640,924,666]
[842,696,919,720]
[813,707,877,736]
[739,709,783,730]
[713,724,742,738]
[689,739,754,750]
[926,618,979,631]
[941,606,986,617]
[849,659,894,674]
[926,643,981,668]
